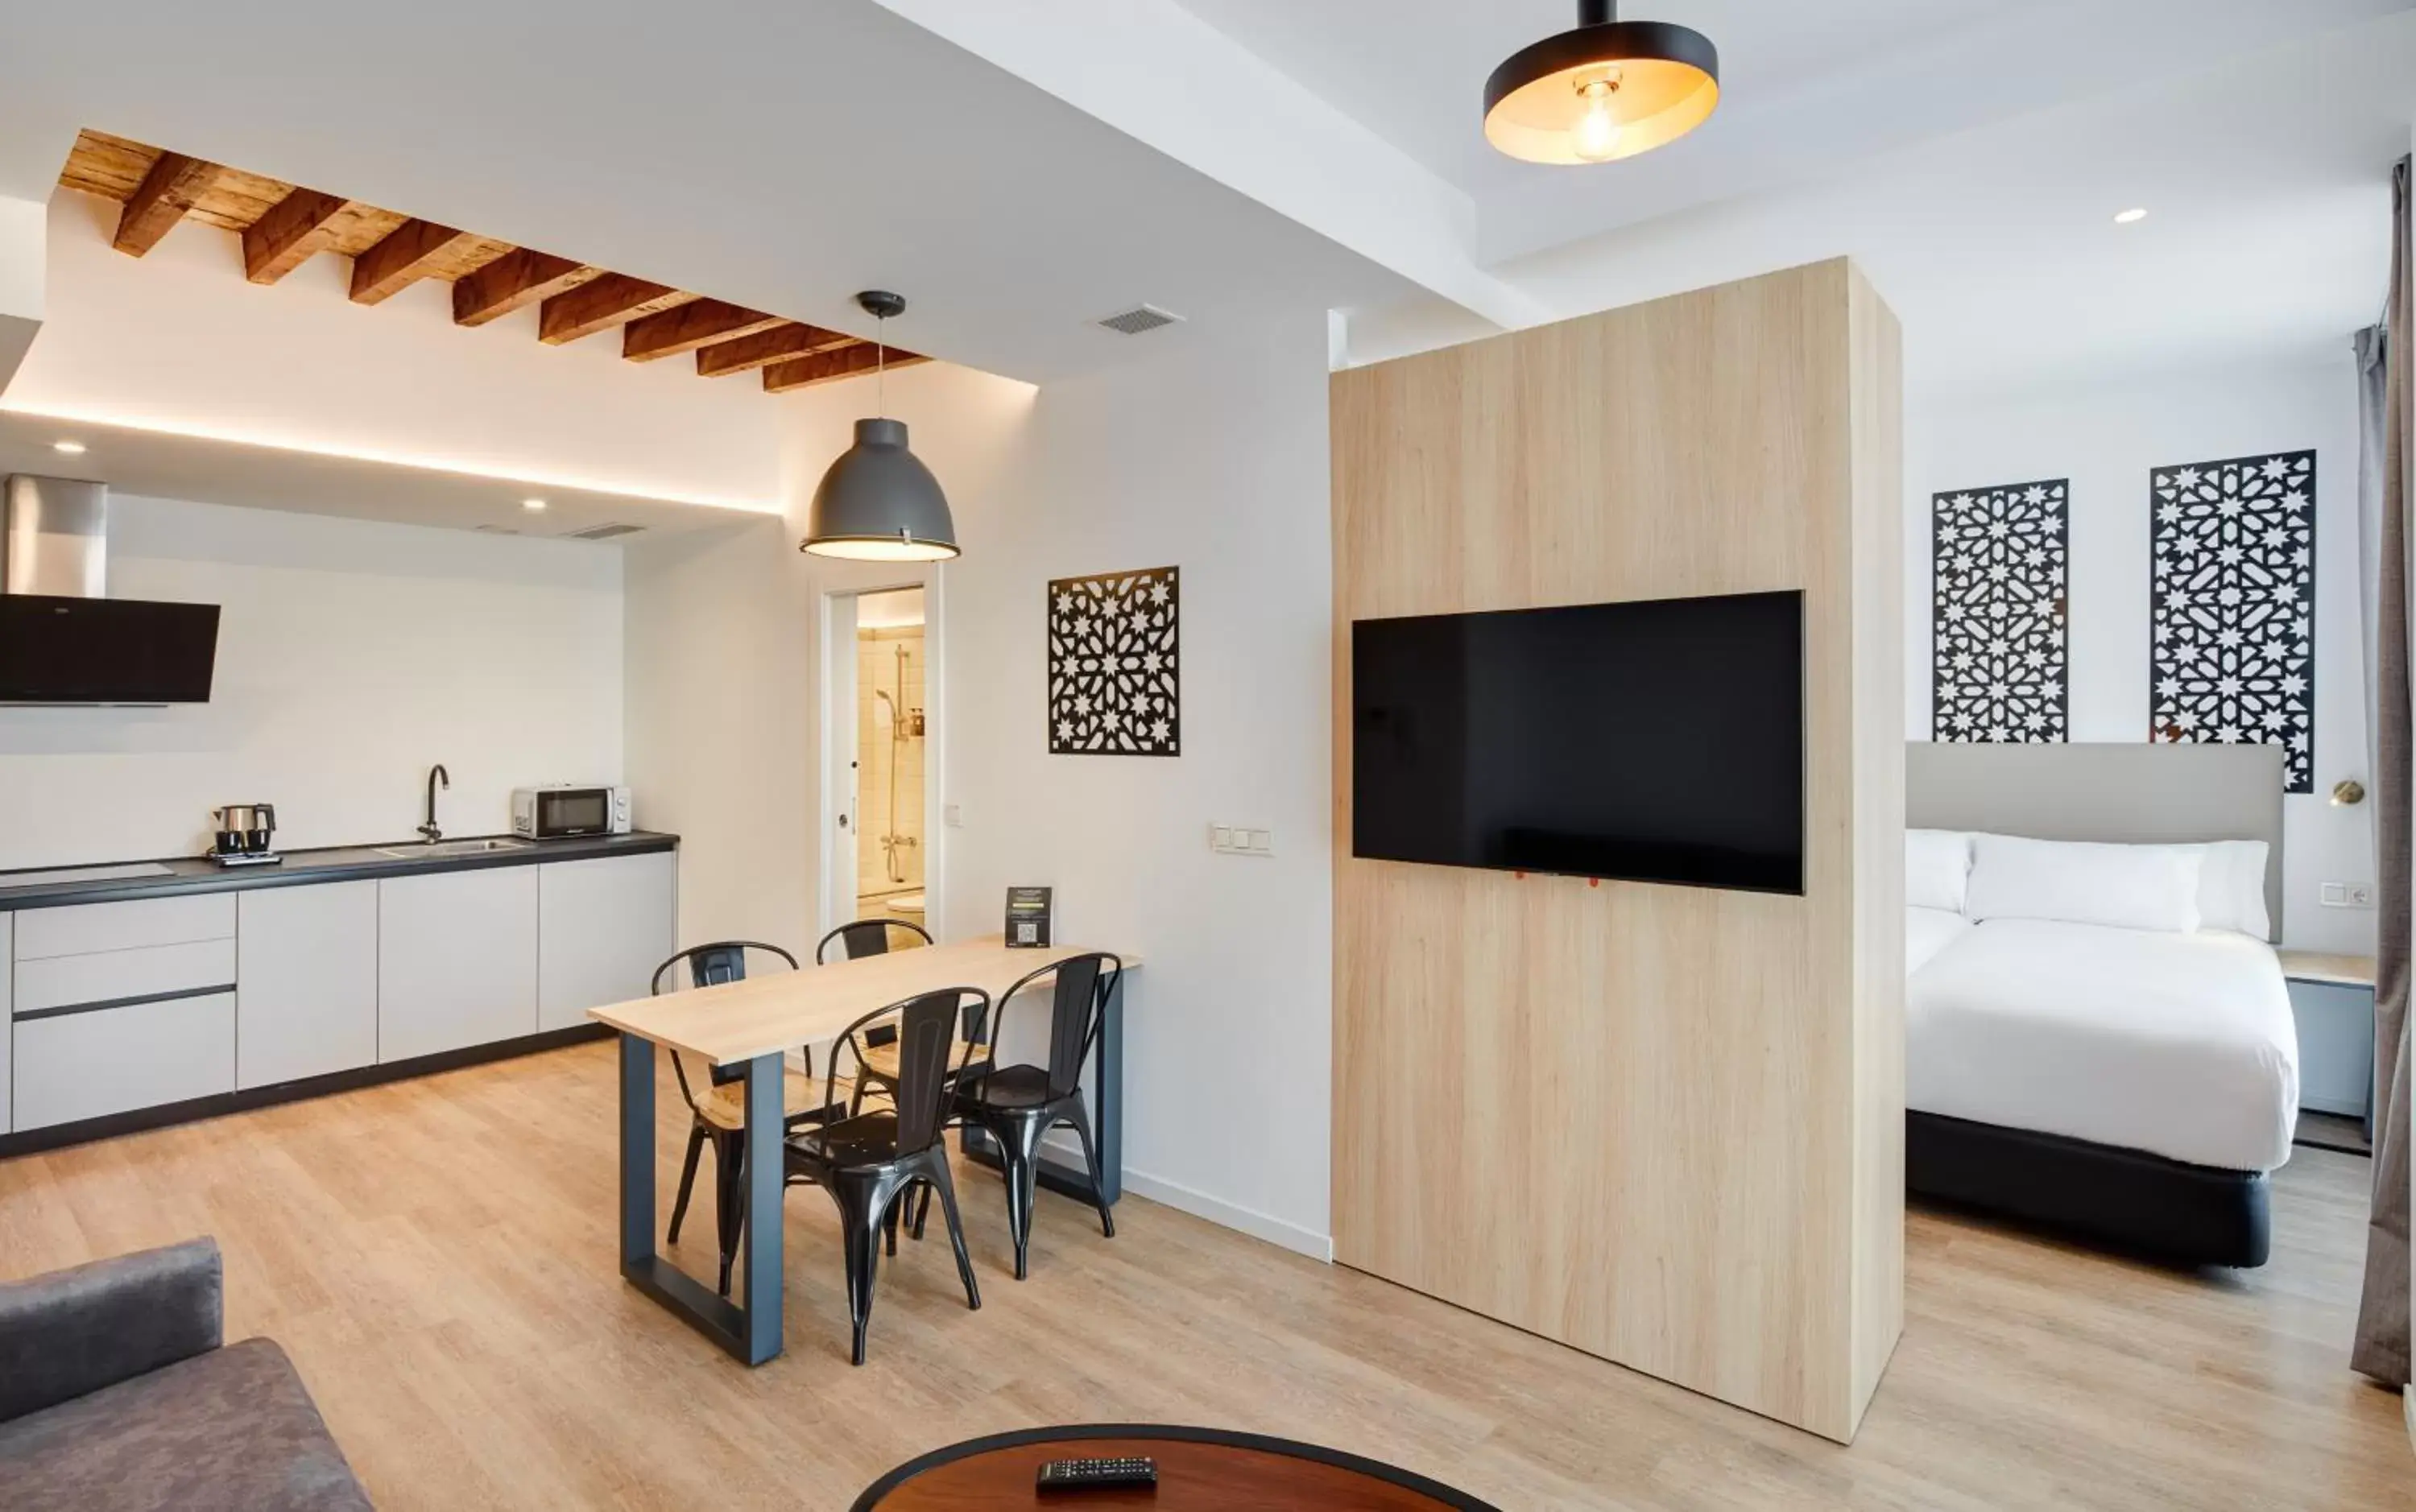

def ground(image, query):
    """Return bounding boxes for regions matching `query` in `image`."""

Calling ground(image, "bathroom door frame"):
[815,571,946,946]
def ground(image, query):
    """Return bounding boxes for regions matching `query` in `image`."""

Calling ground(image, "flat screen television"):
[1351,589,1804,894]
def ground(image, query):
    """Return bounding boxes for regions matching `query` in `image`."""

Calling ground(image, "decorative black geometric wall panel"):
[2149,451,2315,793]
[1932,479,2070,742]
[1047,565,1180,756]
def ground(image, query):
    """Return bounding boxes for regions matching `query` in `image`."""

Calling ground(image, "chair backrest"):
[831,988,983,1153]
[990,952,1121,1101]
[652,940,799,995]
[651,940,799,1093]
[815,918,934,965]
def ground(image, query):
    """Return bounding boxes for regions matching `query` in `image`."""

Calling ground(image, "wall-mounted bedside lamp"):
[2331,779,2367,807]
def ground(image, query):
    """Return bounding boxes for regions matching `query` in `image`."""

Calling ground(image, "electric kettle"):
[212,803,277,857]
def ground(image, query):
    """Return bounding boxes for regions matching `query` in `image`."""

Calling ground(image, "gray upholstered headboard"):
[1905,742,2286,927]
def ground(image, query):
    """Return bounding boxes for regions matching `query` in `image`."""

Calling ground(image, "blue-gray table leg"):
[619,1031,655,1269]
[738,1050,784,1364]
[616,1034,784,1365]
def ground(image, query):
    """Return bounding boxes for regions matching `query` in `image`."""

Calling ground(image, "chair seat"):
[955,1063,1067,1112]
[858,1037,989,1084]
[697,1069,879,1131]
[786,1109,906,1170]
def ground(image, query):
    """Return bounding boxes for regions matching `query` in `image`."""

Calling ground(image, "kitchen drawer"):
[14,938,237,1017]
[15,894,235,960]
[12,990,236,1130]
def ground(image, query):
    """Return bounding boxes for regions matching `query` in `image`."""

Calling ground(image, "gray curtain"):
[2352,155,2413,1386]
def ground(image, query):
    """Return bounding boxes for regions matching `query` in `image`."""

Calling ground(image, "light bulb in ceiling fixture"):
[52,440,86,455]
[2113,207,2148,225]
[1571,72,1623,161]
[522,497,548,511]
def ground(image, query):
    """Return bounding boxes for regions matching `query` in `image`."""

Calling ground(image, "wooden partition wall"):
[1330,259,1905,1443]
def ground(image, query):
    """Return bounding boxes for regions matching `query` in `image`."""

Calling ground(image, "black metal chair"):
[933,952,1121,1280]
[653,941,839,1297]
[783,987,986,1365]
[813,918,933,965]
[817,919,987,1112]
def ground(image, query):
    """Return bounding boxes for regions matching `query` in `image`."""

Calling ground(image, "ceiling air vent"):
[474,524,521,535]
[566,523,645,540]
[1096,304,1184,337]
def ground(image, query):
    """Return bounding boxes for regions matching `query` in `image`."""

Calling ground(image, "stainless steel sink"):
[371,839,532,859]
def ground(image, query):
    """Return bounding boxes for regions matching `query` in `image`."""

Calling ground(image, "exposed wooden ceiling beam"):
[539,275,696,345]
[241,188,351,284]
[762,343,926,394]
[695,322,857,378]
[452,250,595,327]
[622,300,785,363]
[350,218,474,305]
[112,151,223,256]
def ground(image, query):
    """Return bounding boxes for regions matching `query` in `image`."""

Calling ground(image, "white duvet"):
[1905,907,1971,976]
[1906,917,2298,1172]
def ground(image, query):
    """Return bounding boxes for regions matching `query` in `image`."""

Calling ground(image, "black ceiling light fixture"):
[1484,0,1719,166]
[799,290,960,562]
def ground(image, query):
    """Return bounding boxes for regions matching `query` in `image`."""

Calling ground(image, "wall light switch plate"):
[2320,882,2373,908]
[944,804,963,828]
[1210,824,1273,857]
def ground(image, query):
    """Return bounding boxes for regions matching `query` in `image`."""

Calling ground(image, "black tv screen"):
[1351,590,1804,894]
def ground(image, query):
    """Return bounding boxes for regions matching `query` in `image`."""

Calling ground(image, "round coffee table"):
[851,1424,1500,1510]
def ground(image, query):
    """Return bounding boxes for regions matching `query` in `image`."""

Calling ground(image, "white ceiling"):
[0,0,2408,428]
[1345,6,2416,395]
[0,411,766,540]
[0,0,1419,385]
[1173,0,2414,260]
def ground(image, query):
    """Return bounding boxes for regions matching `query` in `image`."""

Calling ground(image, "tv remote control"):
[1036,1455,1158,1492]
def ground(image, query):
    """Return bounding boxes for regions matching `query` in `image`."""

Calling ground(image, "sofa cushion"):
[0,1336,370,1511]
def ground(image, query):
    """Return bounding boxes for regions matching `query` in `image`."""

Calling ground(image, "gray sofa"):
[0,1237,371,1510]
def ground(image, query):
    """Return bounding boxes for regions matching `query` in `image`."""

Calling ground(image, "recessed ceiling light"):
[2113,208,2149,225]
[52,440,86,455]
[522,498,548,511]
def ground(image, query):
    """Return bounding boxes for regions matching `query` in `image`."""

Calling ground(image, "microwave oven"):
[511,785,632,840]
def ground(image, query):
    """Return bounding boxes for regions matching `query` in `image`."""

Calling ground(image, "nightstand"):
[2278,950,2377,1152]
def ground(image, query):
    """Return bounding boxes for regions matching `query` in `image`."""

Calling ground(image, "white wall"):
[0,494,624,867]
[1909,354,2376,953]
[4,192,780,510]
[626,324,1338,1256]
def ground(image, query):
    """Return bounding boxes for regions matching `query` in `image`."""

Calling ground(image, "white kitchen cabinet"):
[16,893,234,959]
[14,991,235,1130]
[238,882,379,1089]
[536,853,676,1031]
[15,938,237,1015]
[378,867,538,1062]
[0,913,11,1131]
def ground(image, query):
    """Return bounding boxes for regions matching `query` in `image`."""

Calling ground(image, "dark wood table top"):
[853,1425,1498,1511]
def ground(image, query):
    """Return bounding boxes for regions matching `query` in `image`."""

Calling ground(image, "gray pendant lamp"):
[799,291,959,561]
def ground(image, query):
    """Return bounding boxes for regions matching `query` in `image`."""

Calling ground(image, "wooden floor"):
[1,1042,2408,1510]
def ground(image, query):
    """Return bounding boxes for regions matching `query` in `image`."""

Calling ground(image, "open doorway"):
[832,586,929,944]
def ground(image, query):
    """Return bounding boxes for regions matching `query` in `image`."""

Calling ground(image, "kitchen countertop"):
[0,831,678,911]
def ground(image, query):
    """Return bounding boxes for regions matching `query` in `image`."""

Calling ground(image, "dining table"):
[586,933,1139,1365]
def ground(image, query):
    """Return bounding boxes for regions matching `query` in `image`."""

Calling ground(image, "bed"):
[1904,742,2295,1268]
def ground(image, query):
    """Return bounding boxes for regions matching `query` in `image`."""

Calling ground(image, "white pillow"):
[1905,829,1972,914]
[2190,839,2272,940]
[1964,832,2204,934]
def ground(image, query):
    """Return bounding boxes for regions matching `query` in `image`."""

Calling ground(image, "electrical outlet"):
[2320,882,2375,908]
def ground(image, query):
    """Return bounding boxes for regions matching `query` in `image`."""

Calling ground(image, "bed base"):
[1907,1111,2271,1269]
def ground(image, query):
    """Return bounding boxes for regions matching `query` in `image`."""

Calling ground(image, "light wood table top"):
[588,936,1139,1067]
[2277,950,2377,989]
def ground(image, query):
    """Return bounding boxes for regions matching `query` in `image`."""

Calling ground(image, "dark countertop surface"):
[0,830,678,911]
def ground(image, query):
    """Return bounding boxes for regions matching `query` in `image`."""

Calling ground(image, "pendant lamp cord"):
[875,314,887,419]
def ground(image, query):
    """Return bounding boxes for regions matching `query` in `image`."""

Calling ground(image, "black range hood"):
[1,476,221,705]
